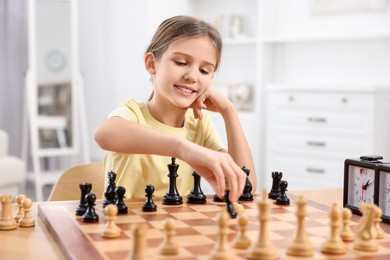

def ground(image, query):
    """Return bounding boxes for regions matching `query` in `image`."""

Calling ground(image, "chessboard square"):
[148,219,189,230]
[191,225,217,235]
[272,212,296,222]
[270,206,290,214]
[131,207,168,215]
[243,208,258,216]
[88,231,130,241]
[93,239,134,253]
[184,243,215,256]
[162,205,197,213]
[175,227,201,236]
[139,213,171,221]
[146,246,196,259]
[189,204,221,212]
[169,212,209,220]
[268,220,296,230]
[181,218,216,226]
[307,226,332,238]
[78,223,105,233]
[116,214,146,224]
[177,234,216,247]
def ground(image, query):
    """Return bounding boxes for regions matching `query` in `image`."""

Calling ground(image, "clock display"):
[347,166,375,207]
[378,166,390,222]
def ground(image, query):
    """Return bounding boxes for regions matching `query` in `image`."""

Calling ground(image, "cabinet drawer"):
[272,108,373,134]
[268,92,375,109]
[269,132,371,155]
[265,154,344,190]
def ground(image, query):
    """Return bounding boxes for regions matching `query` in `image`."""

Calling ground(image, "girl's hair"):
[145,15,223,71]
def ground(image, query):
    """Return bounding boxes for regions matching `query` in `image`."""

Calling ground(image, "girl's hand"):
[192,87,233,119]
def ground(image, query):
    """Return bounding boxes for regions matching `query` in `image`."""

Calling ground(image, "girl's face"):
[149,37,217,109]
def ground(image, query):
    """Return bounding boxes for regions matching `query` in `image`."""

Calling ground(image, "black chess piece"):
[213,194,225,202]
[75,183,92,216]
[82,193,99,223]
[239,166,253,201]
[162,157,183,205]
[187,171,207,204]
[268,171,283,200]
[103,171,117,207]
[225,190,237,219]
[115,186,128,214]
[142,185,157,212]
[275,180,290,205]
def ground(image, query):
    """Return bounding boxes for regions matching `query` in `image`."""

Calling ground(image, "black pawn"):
[115,186,128,214]
[103,171,117,207]
[76,183,92,216]
[142,185,157,212]
[268,171,283,199]
[239,166,253,201]
[275,180,290,205]
[162,157,183,205]
[82,193,99,223]
[187,171,207,204]
[225,190,237,219]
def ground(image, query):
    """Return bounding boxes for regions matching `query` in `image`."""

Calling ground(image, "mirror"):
[35,0,73,149]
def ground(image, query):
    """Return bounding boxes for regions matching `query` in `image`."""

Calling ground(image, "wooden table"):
[0,189,375,259]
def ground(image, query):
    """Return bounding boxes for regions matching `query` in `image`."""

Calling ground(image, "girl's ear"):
[144,52,156,74]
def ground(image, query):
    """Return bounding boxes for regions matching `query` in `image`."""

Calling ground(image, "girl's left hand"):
[192,87,232,119]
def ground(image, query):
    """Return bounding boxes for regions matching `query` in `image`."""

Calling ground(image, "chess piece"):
[248,188,278,259]
[374,205,385,239]
[232,202,245,216]
[239,166,253,201]
[275,180,290,205]
[14,194,26,222]
[187,171,207,204]
[76,183,92,216]
[162,157,183,205]
[101,204,121,238]
[103,171,117,207]
[142,185,157,212]
[0,194,18,230]
[210,208,236,260]
[354,203,378,252]
[19,197,35,227]
[321,203,346,254]
[159,218,179,255]
[115,186,128,214]
[213,194,225,202]
[232,213,251,249]
[286,196,314,257]
[340,207,354,241]
[130,224,149,260]
[82,193,99,223]
[268,171,282,199]
[225,190,237,219]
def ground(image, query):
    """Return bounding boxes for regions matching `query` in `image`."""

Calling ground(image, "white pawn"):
[321,203,346,254]
[210,208,236,260]
[19,197,35,227]
[130,224,149,260]
[14,194,26,222]
[340,208,354,241]
[101,204,121,238]
[374,205,385,239]
[0,194,17,230]
[159,218,179,255]
[232,213,251,249]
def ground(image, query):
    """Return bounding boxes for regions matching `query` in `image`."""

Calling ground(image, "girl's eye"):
[174,61,186,66]
[200,69,210,75]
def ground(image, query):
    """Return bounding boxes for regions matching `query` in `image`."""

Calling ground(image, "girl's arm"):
[193,88,257,192]
[95,117,246,201]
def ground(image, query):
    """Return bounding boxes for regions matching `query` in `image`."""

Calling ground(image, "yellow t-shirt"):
[103,99,225,199]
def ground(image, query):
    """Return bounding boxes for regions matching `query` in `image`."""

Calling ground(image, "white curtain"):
[0,0,28,157]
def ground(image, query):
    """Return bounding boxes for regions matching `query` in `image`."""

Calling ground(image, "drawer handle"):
[306,168,325,174]
[307,141,326,147]
[307,117,327,123]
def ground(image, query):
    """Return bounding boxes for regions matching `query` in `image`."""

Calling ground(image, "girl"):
[95,15,257,201]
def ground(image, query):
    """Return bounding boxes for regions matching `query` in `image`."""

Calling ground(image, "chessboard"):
[38,194,390,260]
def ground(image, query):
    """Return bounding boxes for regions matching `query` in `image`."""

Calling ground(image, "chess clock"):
[377,163,390,224]
[343,155,382,215]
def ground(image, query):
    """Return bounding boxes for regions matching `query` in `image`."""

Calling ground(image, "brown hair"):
[145,15,223,71]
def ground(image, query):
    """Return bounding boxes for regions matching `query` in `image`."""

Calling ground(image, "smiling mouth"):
[175,85,195,94]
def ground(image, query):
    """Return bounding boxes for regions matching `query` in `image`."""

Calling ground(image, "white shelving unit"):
[260,0,390,189]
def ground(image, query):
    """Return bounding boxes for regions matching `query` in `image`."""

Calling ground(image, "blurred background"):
[1,0,390,201]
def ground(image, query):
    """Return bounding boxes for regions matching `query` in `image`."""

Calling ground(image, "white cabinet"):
[265,87,390,190]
